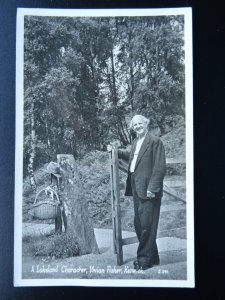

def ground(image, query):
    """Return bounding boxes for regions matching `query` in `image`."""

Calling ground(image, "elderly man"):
[108,115,166,270]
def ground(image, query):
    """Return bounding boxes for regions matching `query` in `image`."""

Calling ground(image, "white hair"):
[129,115,150,130]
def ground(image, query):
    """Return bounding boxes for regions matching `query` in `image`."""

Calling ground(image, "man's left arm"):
[148,138,166,195]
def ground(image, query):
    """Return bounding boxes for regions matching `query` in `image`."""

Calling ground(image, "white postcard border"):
[14,7,194,288]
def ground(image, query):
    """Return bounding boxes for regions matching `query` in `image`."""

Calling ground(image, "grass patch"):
[23,232,80,259]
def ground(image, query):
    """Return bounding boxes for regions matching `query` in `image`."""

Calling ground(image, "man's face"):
[132,117,148,138]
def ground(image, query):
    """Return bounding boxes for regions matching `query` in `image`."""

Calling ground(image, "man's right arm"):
[107,144,131,161]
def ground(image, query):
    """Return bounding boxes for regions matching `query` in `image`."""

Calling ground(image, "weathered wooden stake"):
[109,147,123,265]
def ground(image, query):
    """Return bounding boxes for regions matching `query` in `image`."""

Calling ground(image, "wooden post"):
[110,147,123,265]
[109,151,117,254]
[55,205,62,233]
[57,154,99,255]
[50,173,63,233]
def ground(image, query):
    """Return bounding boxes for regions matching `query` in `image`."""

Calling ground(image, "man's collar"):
[137,131,148,141]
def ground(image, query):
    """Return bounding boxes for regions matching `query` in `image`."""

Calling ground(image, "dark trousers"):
[131,174,161,266]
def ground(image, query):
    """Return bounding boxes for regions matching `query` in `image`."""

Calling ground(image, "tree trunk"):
[110,47,118,106]
[57,154,99,255]
[28,101,36,191]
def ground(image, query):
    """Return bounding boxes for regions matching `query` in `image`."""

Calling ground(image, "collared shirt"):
[129,133,147,172]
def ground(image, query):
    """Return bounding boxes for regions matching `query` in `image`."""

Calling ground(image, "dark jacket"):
[118,132,166,199]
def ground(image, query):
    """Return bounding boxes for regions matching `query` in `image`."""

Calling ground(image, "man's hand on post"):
[107,144,113,152]
[147,190,155,199]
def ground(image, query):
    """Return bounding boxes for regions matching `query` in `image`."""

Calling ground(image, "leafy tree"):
[23,14,185,184]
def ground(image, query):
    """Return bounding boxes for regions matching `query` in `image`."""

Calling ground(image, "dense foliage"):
[23,15,185,186]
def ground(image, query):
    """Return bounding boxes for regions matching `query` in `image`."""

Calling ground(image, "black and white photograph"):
[14,7,194,287]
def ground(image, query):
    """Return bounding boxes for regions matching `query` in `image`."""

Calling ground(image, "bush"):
[161,125,185,158]
[23,163,51,197]
[77,151,112,226]
[33,232,80,259]
[166,163,186,176]
[77,150,133,227]
[161,124,186,176]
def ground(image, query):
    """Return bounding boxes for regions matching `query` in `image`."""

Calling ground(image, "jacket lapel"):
[134,132,150,170]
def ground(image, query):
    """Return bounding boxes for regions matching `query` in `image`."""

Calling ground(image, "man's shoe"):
[133,260,153,271]
[133,260,139,269]
[133,259,160,271]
